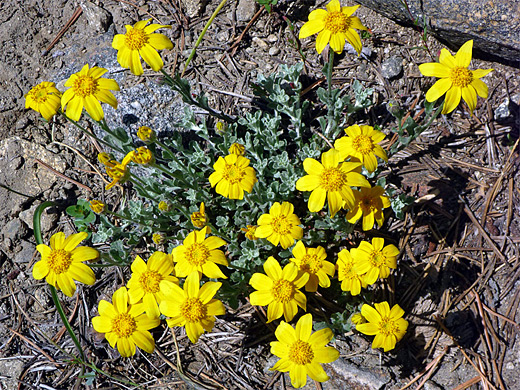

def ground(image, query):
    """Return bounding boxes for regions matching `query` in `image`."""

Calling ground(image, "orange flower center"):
[47,249,73,274]
[272,279,296,303]
[369,250,385,267]
[184,242,210,266]
[288,340,314,365]
[125,28,148,50]
[299,254,321,274]
[324,11,350,33]
[352,134,374,155]
[271,215,291,235]
[29,85,49,103]
[72,75,98,97]
[112,313,137,337]
[222,163,245,184]
[450,67,473,88]
[139,270,162,294]
[378,316,398,336]
[181,297,207,322]
[320,167,346,192]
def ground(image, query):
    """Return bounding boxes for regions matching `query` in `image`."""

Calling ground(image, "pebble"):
[268,47,280,56]
[252,36,268,49]
[381,55,404,79]
[80,0,112,32]
[267,34,277,43]
[236,0,257,22]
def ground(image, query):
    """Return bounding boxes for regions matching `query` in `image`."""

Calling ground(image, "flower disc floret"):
[356,302,408,352]
[299,0,367,55]
[25,82,61,121]
[270,313,340,388]
[32,232,98,297]
[336,248,365,295]
[249,257,308,323]
[92,287,160,357]
[296,148,370,217]
[255,202,303,249]
[112,19,173,75]
[418,40,493,114]
[61,64,119,121]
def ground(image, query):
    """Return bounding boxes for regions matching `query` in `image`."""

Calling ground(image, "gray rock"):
[0,358,24,390]
[1,219,29,246]
[19,204,59,235]
[236,0,257,22]
[326,358,390,390]
[381,55,404,79]
[181,0,205,18]
[80,1,113,33]
[13,240,37,264]
[269,47,281,56]
[494,93,520,122]
[356,0,520,66]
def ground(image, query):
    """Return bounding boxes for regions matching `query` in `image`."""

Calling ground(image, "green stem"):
[181,0,228,77]
[128,177,161,203]
[33,202,86,363]
[326,49,335,137]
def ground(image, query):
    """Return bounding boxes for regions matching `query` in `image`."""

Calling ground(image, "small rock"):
[13,240,37,264]
[381,56,404,79]
[1,220,29,251]
[19,204,59,234]
[0,359,24,390]
[236,0,257,22]
[181,0,204,18]
[424,380,444,390]
[267,34,278,43]
[216,30,229,42]
[252,37,268,50]
[80,1,113,33]
[269,47,280,56]
[326,358,390,390]
[495,99,511,121]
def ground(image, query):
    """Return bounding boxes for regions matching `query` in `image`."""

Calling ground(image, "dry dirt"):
[0,0,519,389]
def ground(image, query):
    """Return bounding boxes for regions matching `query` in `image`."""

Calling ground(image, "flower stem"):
[326,49,335,137]
[181,0,228,77]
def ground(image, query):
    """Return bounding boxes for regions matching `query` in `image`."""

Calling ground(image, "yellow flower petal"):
[442,85,462,114]
[455,40,473,68]
[425,78,453,102]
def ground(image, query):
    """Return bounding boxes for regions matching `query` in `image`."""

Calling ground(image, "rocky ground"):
[0,0,519,389]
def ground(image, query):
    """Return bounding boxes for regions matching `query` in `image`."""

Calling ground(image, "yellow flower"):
[191,202,207,228]
[228,142,245,155]
[61,64,119,121]
[127,252,178,318]
[130,146,155,165]
[160,271,225,343]
[209,154,257,200]
[32,232,98,297]
[97,152,117,167]
[137,126,156,143]
[152,233,165,244]
[25,81,61,121]
[249,256,308,323]
[112,19,173,76]
[92,286,160,357]
[215,121,226,134]
[298,0,367,54]
[290,241,335,292]
[241,225,258,240]
[89,199,106,214]
[345,185,390,231]
[356,302,408,352]
[173,226,228,279]
[418,40,493,114]
[158,200,173,212]
[351,312,366,325]
[351,238,398,285]
[105,152,134,190]
[270,313,340,388]
[256,202,303,249]
[336,248,365,295]
[296,148,370,217]
[334,125,388,172]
